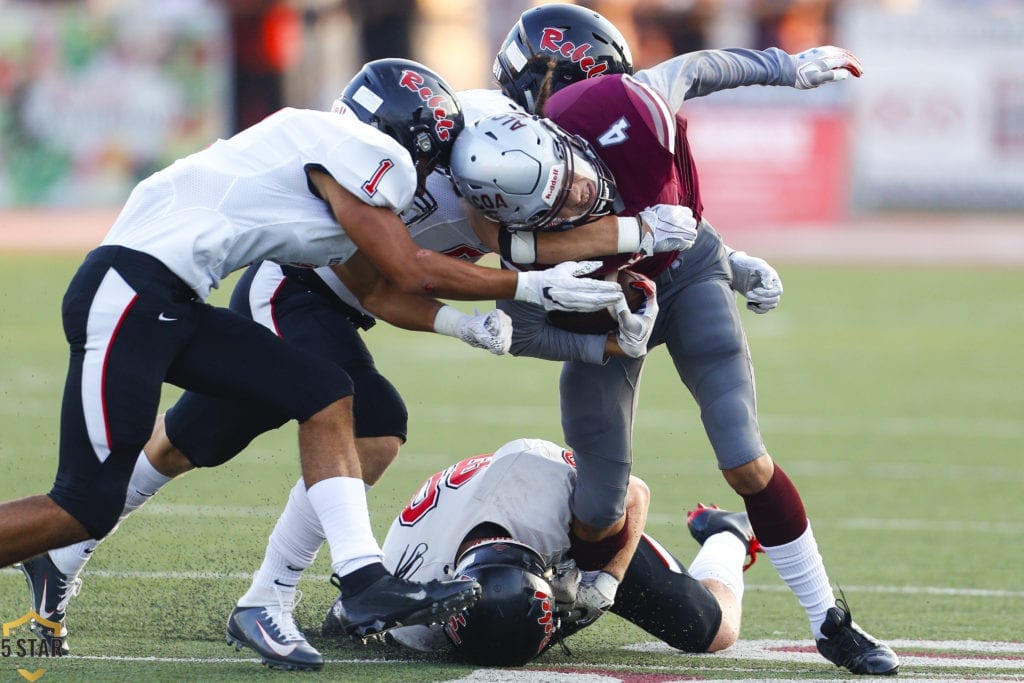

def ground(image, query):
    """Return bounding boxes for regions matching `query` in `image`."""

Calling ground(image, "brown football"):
[547,269,648,335]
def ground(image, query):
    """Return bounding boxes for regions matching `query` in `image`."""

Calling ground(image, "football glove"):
[433,306,512,354]
[792,45,864,90]
[515,261,623,312]
[637,204,698,256]
[728,250,783,314]
[549,559,581,607]
[613,273,658,358]
[574,570,619,623]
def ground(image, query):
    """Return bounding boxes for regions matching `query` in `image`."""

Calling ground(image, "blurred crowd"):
[3,0,1021,212]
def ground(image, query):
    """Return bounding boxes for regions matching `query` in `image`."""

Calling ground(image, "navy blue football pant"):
[168,262,407,469]
[51,248,352,538]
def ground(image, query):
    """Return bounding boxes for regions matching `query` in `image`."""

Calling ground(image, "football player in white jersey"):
[315,437,761,665]
[14,80,695,668]
[0,56,647,662]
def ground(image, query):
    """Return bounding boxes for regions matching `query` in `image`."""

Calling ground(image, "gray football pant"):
[562,226,765,528]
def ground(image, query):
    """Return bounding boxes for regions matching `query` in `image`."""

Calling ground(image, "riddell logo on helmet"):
[398,70,455,141]
[535,590,554,653]
[539,28,608,78]
[543,167,561,203]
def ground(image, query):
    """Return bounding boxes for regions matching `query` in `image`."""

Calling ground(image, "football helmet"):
[494,4,633,112]
[449,111,616,231]
[444,540,558,666]
[335,58,464,224]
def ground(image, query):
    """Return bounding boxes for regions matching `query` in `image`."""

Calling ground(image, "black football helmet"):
[494,4,633,112]
[444,540,558,666]
[336,58,464,224]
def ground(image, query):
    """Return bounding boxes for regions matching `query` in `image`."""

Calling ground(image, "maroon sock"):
[569,523,630,571]
[741,465,808,547]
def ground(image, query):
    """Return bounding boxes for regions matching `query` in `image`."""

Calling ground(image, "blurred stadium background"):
[0,0,1022,261]
[1,2,1022,679]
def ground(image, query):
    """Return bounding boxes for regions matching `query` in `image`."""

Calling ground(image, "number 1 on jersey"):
[362,159,395,196]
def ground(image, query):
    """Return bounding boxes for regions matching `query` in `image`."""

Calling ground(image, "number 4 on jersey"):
[597,116,630,147]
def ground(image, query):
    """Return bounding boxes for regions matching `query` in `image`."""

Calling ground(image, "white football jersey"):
[312,89,522,316]
[382,438,576,651]
[102,107,416,300]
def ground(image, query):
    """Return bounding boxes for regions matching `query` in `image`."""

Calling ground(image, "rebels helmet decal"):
[398,69,456,142]
[534,589,556,654]
[538,27,609,79]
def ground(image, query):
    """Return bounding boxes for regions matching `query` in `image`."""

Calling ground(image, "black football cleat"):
[816,597,900,675]
[17,553,81,656]
[323,573,481,642]
[226,587,323,671]
[686,503,764,570]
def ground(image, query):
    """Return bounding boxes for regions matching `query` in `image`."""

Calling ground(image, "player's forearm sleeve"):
[497,300,608,365]
[634,47,796,112]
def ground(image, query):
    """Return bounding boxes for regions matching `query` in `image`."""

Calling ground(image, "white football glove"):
[612,273,658,358]
[637,204,698,256]
[792,46,864,90]
[728,250,783,314]
[432,306,512,354]
[549,559,581,607]
[574,570,619,623]
[515,260,623,312]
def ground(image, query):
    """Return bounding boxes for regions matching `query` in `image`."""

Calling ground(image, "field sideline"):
[0,218,1022,681]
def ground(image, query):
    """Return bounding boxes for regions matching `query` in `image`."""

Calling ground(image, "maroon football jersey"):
[545,74,702,278]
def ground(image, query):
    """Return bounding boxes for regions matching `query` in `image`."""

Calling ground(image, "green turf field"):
[1,252,1022,681]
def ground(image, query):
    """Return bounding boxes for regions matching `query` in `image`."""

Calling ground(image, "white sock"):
[762,522,836,639]
[688,532,747,602]
[305,477,383,577]
[238,478,326,607]
[50,450,172,577]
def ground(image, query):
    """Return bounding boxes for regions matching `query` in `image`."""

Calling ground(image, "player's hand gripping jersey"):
[102,107,417,300]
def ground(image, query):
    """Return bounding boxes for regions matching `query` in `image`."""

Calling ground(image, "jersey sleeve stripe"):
[622,75,677,155]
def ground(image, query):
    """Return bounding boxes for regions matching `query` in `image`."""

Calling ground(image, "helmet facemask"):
[450,113,617,232]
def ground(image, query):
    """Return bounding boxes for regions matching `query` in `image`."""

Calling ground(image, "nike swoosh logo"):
[256,621,298,657]
[133,490,156,498]
[38,577,54,620]
[158,313,177,322]
[273,580,296,588]
[285,565,304,572]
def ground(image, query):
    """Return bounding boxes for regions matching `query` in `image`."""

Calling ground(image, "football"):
[547,269,648,335]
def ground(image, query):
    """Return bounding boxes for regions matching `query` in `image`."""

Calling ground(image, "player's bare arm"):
[330,251,442,332]
[309,168,622,314]
[310,167,517,300]
[601,475,650,581]
[331,252,513,355]
[467,200,697,266]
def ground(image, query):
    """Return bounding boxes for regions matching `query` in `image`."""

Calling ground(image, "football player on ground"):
[2,56,640,662]
[454,4,897,676]
[325,437,762,665]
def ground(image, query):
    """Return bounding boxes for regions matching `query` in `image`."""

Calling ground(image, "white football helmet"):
[450,112,616,231]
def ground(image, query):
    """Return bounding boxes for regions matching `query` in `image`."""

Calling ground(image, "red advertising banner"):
[684,105,849,231]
